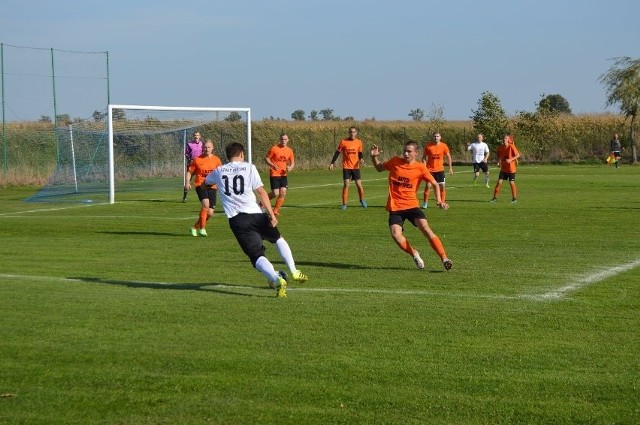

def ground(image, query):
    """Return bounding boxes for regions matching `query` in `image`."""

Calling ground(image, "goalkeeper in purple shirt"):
[183,131,204,202]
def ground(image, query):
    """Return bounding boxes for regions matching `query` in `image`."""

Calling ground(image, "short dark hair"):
[225,142,245,160]
[404,140,419,151]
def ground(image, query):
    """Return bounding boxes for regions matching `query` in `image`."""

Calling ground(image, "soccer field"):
[1,164,639,424]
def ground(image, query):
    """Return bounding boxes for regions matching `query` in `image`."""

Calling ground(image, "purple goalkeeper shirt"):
[185,140,203,162]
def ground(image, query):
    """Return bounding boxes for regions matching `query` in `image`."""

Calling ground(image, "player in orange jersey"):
[264,133,295,216]
[329,126,367,210]
[490,134,521,203]
[421,132,453,209]
[184,139,223,236]
[370,141,452,271]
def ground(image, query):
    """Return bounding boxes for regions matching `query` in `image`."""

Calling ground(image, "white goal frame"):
[107,104,252,204]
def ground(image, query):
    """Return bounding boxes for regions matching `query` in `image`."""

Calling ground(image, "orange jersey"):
[497,144,520,173]
[266,145,294,177]
[423,142,450,172]
[188,154,222,187]
[383,157,438,211]
[336,138,363,169]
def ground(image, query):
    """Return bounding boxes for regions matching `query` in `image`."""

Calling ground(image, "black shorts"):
[498,171,516,181]
[269,176,289,191]
[473,162,489,173]
[342,169,362,181]
[388,208,426,228]
[612,151,621,158]
[195,185,217,207]
[430,170,446,184]
[229,213,281,266]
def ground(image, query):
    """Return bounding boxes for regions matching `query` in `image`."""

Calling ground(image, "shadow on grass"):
[290,260,405,271]
[99,231,187,237]
[72,276,273,298]
[446,198,495,204]
[283,204,388,210]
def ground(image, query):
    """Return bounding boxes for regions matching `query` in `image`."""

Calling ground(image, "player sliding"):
[205,142,308,298]
[370,141,452,271]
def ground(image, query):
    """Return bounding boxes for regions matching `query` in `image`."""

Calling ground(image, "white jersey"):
[205,161,264,218]
[468,141,490,163]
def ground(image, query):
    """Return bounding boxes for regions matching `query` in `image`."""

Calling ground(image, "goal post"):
[105,104,251,204]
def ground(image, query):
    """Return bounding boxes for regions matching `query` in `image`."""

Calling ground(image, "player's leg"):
[440,182,447,203]
[355,180,367,208]
[509,176,517,203]
[415,217,452,270]
[491,174,504,202]
[422,181,431,209]
[481,163,490,187]
[230,214,287,296]
[273,178,287,215]
[388,213,423,269]
[341,178,350,209]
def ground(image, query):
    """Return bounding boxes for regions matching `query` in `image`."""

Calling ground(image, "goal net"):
[26,105,251,204]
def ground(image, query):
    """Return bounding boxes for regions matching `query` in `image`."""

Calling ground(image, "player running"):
[205,142,308,298]
[370,141,453,271]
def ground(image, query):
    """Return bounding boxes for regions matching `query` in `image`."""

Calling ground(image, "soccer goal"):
[27,104,251,204]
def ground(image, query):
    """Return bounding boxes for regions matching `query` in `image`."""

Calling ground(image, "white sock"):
[255,256,279,283]
[275,237,297,272]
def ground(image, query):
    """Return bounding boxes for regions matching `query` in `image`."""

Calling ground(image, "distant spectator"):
[609,133,622,168]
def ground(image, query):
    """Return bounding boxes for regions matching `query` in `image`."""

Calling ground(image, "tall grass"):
[1,115,634,188]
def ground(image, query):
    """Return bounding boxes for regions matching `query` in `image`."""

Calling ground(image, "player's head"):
[203,139,215,154]
[433,132,441,142]
[477,133,484,142]
[348,127,358,139]
[279,133,289,146]
[403,141,420,163]
[503,134,512,145]
[193,131,202,141]
[225,142,245,161]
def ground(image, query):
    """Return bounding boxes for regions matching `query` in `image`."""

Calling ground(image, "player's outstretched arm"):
[370,145,385,172]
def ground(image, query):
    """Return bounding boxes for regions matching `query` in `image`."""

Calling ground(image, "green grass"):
[1,164,639,424]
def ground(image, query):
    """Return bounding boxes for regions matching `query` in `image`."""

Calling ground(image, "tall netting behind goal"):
[27,105,251,204]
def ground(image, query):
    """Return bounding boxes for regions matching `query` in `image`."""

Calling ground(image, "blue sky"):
[1,0,638,121]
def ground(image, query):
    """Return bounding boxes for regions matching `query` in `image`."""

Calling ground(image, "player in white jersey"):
[467,134,491,187]
[205,142,308,298]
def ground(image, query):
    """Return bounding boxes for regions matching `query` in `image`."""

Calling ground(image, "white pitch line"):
[0,202,105,217]
[3,259,637,302]
[0,272,517,300]
[522,258,640,301]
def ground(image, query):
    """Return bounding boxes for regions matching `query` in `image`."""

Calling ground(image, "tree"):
[426,103,445,134]
[408,108,424,121]
[92,110,106,122]
[224,111,242,122]
[56,114,71,125]
[291,110,306,121]
[537,94,572,115]
[309,110,319,121]
[39,115,52,123]
[319,108,335,121]
[599,56,640,163]
[470,91,509,148]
